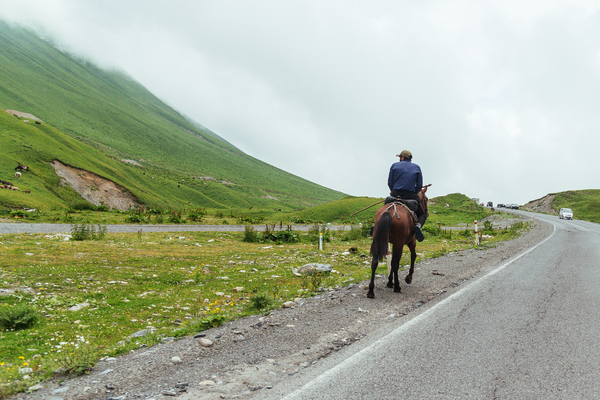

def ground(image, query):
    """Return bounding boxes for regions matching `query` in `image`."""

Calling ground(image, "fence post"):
[474,220,479,245]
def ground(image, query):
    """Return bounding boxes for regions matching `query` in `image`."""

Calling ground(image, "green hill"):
[551,190,600,223]
[0,20,345,212]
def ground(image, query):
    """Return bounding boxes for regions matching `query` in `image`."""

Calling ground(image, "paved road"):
[259,211,600,399]
[0,222,352,234]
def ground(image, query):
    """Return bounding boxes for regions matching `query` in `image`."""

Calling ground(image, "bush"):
[70,224,107,241]
[54,343,96,375]
[0,304,40,330]
[423,224,442,237]
[243,225,259,243]
[261,226,299,244]
[247,293,274,312]
[340,225,366,241]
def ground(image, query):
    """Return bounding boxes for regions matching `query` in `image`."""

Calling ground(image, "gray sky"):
[1,0,599,205]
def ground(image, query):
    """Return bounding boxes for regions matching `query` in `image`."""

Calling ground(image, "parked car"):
[559,208,573,220]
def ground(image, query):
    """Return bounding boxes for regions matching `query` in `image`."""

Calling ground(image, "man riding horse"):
[388,150,427,241]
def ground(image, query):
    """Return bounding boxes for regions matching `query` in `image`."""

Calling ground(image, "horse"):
[367,185,429,298]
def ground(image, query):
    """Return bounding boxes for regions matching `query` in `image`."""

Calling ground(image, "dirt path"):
[12,216,552,400]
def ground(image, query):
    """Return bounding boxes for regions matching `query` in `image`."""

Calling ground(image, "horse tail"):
[370,212,392,261]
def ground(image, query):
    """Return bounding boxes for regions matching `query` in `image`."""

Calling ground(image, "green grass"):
[0,21,345,213]
[0,221,529,397]
[551,189,600,223]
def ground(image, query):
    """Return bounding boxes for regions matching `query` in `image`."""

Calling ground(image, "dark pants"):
[390,190,426,226]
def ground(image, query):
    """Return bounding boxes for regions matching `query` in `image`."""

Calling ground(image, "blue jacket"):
[388,160,423,193]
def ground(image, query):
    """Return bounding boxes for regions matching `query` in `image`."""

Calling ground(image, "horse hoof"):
[405,275,413,284]
[367,291,375,299]
[394,287,401,293]
[386,282,393,288]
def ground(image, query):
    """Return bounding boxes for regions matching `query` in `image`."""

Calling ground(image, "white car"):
[559,208,573,220]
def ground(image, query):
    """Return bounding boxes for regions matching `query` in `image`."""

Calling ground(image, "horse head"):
[419,184,431,218]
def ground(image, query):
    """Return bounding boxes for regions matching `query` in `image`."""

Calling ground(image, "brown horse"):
[367,186,429,298]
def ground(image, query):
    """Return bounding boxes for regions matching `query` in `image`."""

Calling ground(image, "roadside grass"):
[0,223,529,396]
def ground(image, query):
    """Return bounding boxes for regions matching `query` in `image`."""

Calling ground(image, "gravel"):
[11,215,552,400]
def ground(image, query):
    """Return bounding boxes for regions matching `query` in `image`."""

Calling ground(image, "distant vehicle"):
[487,201,493,207]
[559,208,573,220]
[497,203,505,208]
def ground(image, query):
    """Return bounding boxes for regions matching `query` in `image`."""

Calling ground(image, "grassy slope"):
[0,21,344,210]
[552,189,600,223]
[277,192,489,226]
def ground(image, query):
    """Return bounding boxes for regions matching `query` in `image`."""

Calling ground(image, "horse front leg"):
[391,244,403,293]
[367,256,378,298]
[405,241,417,284]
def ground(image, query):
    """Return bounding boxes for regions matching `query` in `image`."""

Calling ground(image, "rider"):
[388,150,427,241]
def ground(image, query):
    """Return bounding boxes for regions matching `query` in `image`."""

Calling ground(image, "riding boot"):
[414,215,426,242]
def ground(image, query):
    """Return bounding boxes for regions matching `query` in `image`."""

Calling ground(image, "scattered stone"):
[68,302,90,312]
[171,356,182,364]
[199,380,215,386]
[18,367,33,375]
[130,329,149,338]
[100,368,113,375]
[163,390,177,396]
[282,301,294,308]
[193,333,206,338]
[198,338,213,347]
[28,384,43,392]
[294,263,333,275]
[106,384,115,390]
[52,386,70,394]
[162,336,176,343]
[105,357,117,362]
[232,287,244,292]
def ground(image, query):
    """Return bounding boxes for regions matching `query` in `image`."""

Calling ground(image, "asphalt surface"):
[257,211,600,399]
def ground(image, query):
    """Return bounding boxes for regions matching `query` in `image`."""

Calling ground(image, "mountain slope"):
[0,20,345,210]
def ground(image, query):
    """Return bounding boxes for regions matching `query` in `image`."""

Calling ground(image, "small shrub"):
[70,224,107,241]
[341,225,366,241]
[54,344,96,376]
[187,212,202,222]
[247,293,274,312]
[243,225,259,243]
[423,224,442,237]
[126,211,149,223]
[168,211,183,223]
[459,229,473,238]
[482,220,494,235]
[70,201,100,211]
[0,304,40,330]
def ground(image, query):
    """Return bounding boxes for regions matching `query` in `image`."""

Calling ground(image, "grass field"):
[0,219,529,397]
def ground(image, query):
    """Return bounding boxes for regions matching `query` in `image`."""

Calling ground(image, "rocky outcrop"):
[522,194,557,214]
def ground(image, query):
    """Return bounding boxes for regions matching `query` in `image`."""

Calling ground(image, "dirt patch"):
[4,109,44,122]
[51,160,139,211]
[522,194,557,214]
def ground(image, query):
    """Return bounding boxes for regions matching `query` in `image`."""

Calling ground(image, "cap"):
[396,150,412,158]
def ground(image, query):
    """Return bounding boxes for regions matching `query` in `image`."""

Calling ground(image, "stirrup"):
[414,225,424,242]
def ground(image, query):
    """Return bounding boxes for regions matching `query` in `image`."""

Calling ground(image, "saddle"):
[383,197,418,223]
[384,196,418,211]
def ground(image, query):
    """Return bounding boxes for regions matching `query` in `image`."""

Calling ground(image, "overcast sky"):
[1,0,600,205]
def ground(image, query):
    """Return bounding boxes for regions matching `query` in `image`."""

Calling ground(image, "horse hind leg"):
[367,256,378,298]
[386,246,394,288]
[391,245,403,293]
[405,241,417,284]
